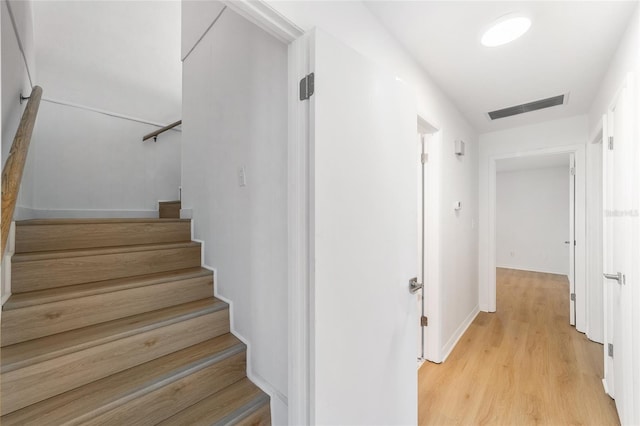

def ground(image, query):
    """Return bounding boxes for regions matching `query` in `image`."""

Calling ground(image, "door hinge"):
[570,166,575,176]
[574,240,576,246]
[299,73,315,101]
[421,153,428,164]
[608,343,614,358]
[421,316,428,327]
[608,136,614,150]
[570,293,576,301]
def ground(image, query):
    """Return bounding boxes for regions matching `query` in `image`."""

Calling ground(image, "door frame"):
[486,144,586,331]
[417,119,444,363]
[585,127,604,344]
[221,2,311,423]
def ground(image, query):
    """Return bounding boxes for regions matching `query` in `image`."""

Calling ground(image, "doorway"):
[486,145,587,329]
[494,153,574,318]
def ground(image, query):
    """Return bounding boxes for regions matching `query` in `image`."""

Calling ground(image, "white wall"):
[16,1,183,217]
[1,0,34,168]
[582,0,638,350]
[496,166,570,275]
[1,0,36,304]
[587,5,639,420]
[32,1,181,124]
[267,0,478,363]
[478,115,588,314]
[588,4,639,140]
[182,0,480,421]
[181,4,288,424]
[19,101,181,218]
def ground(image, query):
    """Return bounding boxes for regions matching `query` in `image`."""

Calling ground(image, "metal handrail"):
[142,120,181,142]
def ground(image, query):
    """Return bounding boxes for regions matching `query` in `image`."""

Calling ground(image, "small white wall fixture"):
[487,144,587,331]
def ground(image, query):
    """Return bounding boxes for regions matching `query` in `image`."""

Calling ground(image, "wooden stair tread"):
[1,298,226,373]
[15,219,192,253]
[3,267,212,310]
[17,218,190,225]
[12,241,200,262]
[159,377,270,426]
[1,334,245,425]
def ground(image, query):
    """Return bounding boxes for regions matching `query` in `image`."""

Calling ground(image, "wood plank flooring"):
[419,268,619,425]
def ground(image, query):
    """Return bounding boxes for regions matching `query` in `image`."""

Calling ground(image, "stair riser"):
[15,222,191,253]
[159,202,181,219]
[0,309,229,415]
[1,276,213,346]
[156,378,270,426]
[12,245,202,293]
[85,352,246,426]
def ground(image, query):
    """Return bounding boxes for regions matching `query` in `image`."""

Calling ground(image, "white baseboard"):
[602,378,612,397]
[441,305,480,363]
[586,329,605,345]
[496,264,568,276]
[14,207,158,220]
[200,264,288,407]
[193,237,288,423]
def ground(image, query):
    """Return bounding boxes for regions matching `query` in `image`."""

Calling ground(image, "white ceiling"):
[496,152,569,172]
[365,1,638,133]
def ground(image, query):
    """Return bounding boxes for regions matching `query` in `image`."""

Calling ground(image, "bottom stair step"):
[1,334,247,425]
[159,377,271,426]
[1,298,229,415]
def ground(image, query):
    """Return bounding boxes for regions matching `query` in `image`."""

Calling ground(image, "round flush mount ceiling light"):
[481,15,531,47]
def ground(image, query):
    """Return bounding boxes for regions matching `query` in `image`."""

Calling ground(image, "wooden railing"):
[142,119,181,142]
[1,86,43,257]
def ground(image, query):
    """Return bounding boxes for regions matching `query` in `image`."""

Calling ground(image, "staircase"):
[0,217,270,425]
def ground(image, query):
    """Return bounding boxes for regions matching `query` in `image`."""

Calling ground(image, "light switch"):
[238,167,247,187]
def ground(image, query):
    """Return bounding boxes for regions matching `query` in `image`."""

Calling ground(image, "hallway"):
[419,268,619,425]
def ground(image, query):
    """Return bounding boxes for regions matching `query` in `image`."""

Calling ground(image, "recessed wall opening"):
[495,152,573,317]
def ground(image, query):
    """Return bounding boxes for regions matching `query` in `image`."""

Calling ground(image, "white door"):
[569,153,576,326]
[602,75,635,423]
[309,28,418,425]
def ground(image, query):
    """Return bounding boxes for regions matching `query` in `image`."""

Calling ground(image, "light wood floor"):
[418,268,619,425]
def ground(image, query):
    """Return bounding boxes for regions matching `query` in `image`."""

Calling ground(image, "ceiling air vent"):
[488,94,566,120]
